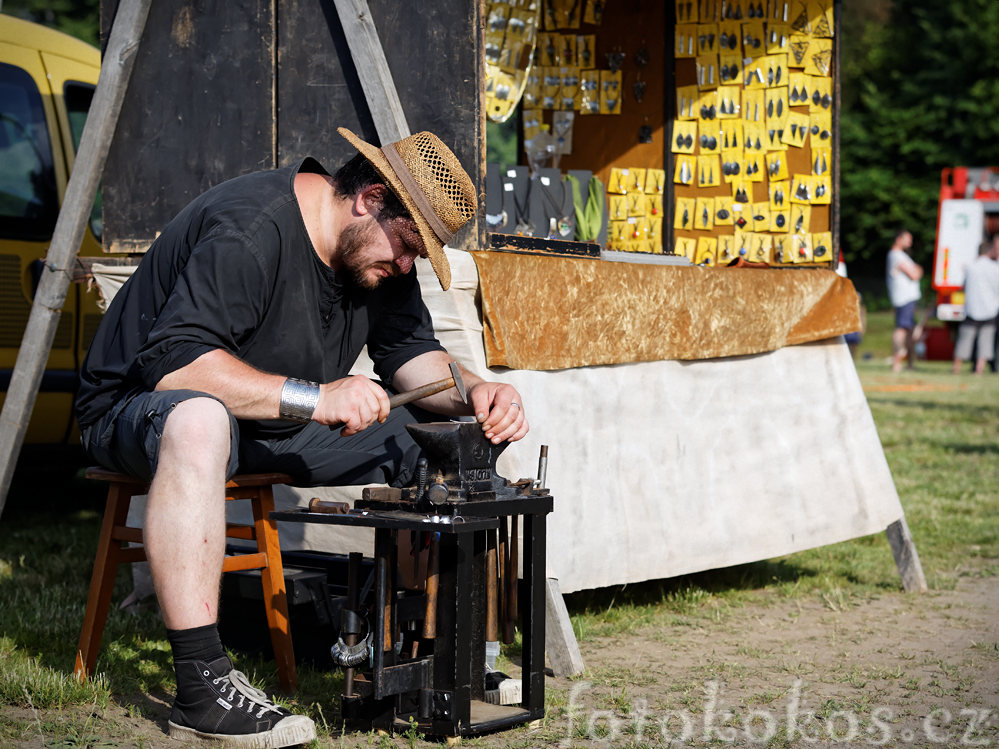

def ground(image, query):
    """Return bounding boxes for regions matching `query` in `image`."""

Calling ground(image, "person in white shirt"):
[885,230,923,372]
[952,235,999,375]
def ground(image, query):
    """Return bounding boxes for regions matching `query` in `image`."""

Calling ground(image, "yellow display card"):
[782,111,810,148]
[714,196,734,225]
[674,197,695,230]
[742,89,765,123]
[698,155,721,186]
[675,236,697,261]
[676,0,698,24]
[792,233,813,263]
[672,120,698,154]
[808,0,834,37]
[743,121,766,151]
[765,87,789,127]
[720,119,743,150]
[809,75,832,113]
[696,23,719,55]
[744,151,764,182]
[599,70,622,114]
[717,233,736,264]
[787,33,811,68]
[811,146,832,177]
[694,197,715,230]
[576,35,597,68]
[627,191,647,217]
[674,155,696,185]
[721,148,742,184]
[766,152,789,182]
[812,175,832,205]
[790,174,812,205]
[811,232,833,262]
[769,179,790,211]
[608,220,629,246]
[645,169,667,194]
[677,84,700,120]
[810,111,832,147]
[608,194,628,221]
[790,203,811,235]
[625,168,647,194]
[749,232,773,263]
[647,216,663,244]
[751,202,771,232]
[696,54,719,90]
[695,236,718,266]
[766,24,791,54]
[731,179,752,205]
[646,194,664,217]
[719,53,743,86]
[673,23,697,60]
[805,38,832,77]
[717,85,742,118]
[741,21,766,58]
[772,233,792,264]
[770,208,789,233]
[788,71,810,106]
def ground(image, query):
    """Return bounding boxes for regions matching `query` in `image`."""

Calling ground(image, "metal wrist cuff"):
[279,378,320,423]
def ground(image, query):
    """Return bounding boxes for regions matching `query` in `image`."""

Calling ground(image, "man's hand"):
[313,375,391,435]
[468,381,529,444]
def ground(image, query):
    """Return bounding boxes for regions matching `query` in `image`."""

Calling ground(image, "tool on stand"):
[272,420,553,738]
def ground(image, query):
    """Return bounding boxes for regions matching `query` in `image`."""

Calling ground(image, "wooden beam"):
[0,0,152,520]
[885,517,928,593]
[331,0,411,142]
[545,577,585,677]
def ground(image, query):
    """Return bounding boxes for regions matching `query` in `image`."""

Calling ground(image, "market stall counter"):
[259,248,910,595]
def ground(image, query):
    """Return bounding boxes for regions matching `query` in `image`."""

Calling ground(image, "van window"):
[64,81,102,242]
[0,62,58,240]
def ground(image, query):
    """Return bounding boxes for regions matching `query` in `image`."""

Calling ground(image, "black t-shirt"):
[75,157,444,438]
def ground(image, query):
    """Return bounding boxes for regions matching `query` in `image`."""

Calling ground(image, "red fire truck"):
[932,167,999,321]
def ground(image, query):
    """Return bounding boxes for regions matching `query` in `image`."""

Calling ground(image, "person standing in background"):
[952,235,999,375]
[885,229,923,373]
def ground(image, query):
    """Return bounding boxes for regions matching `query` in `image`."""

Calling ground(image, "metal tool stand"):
[272,493,552,737]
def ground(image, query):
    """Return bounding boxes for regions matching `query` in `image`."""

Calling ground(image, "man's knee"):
[159,397,232,468]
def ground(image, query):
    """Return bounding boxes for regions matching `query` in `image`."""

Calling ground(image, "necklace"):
[509,182,531,235]
[537,177,572,238]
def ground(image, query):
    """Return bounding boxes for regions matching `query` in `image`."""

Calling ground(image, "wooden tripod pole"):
[0,0,152,520]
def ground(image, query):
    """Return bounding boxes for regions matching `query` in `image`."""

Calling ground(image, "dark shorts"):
[894,300,918,331]
[80,388,433,488]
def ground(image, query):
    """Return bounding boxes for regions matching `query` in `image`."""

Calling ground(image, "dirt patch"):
[551,575,999,748]
[2,578,996,747]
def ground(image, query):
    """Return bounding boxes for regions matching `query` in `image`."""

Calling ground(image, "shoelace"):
[212,670,282,719]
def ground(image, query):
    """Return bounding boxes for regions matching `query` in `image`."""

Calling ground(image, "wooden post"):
[545,577,584,677]
[885,516,928,593]
[331,0,411,142]
[0,0,152,520]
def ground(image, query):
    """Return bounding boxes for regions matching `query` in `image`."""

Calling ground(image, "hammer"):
[330,361,467,430]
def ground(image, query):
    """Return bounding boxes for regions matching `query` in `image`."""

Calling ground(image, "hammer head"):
[449,361,468,405]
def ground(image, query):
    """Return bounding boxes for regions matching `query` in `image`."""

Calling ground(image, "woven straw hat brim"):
[338,127,451,290]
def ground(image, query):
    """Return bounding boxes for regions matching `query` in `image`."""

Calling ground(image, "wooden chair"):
[74,467,298,693]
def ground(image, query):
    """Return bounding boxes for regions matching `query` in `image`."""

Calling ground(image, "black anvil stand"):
[271,422,553,737]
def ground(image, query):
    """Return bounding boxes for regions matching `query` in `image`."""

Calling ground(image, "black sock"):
[167,622,226,664]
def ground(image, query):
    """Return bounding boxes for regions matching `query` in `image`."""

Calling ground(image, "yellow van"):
[0,14,103,444]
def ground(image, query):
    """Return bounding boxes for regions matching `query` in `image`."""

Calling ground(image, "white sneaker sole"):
[168,714,316,748]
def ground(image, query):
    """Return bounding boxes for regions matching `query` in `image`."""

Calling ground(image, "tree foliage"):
[2,0,100,47]
[841,0,999,275]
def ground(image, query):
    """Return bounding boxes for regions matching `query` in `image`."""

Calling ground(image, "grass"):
[1,310,997,746]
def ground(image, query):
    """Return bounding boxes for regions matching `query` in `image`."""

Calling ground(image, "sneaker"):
[168,656,316,748]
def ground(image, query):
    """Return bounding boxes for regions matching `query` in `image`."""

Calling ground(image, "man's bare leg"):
[892,327,908,372]
[143,398,230,629]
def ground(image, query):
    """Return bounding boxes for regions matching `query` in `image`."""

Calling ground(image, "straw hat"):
[338,127,478,290]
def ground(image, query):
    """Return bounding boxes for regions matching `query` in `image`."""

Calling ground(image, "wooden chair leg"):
[252,485,297,693]
[75,484,133,682]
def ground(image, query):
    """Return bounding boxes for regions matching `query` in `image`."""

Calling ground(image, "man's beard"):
[336,218,384,290]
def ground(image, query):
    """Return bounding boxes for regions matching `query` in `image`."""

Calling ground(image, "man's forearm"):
[391,350,481,416]
[155,348,285,419]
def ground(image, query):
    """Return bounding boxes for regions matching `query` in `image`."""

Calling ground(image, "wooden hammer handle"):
[387,376,455,409]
